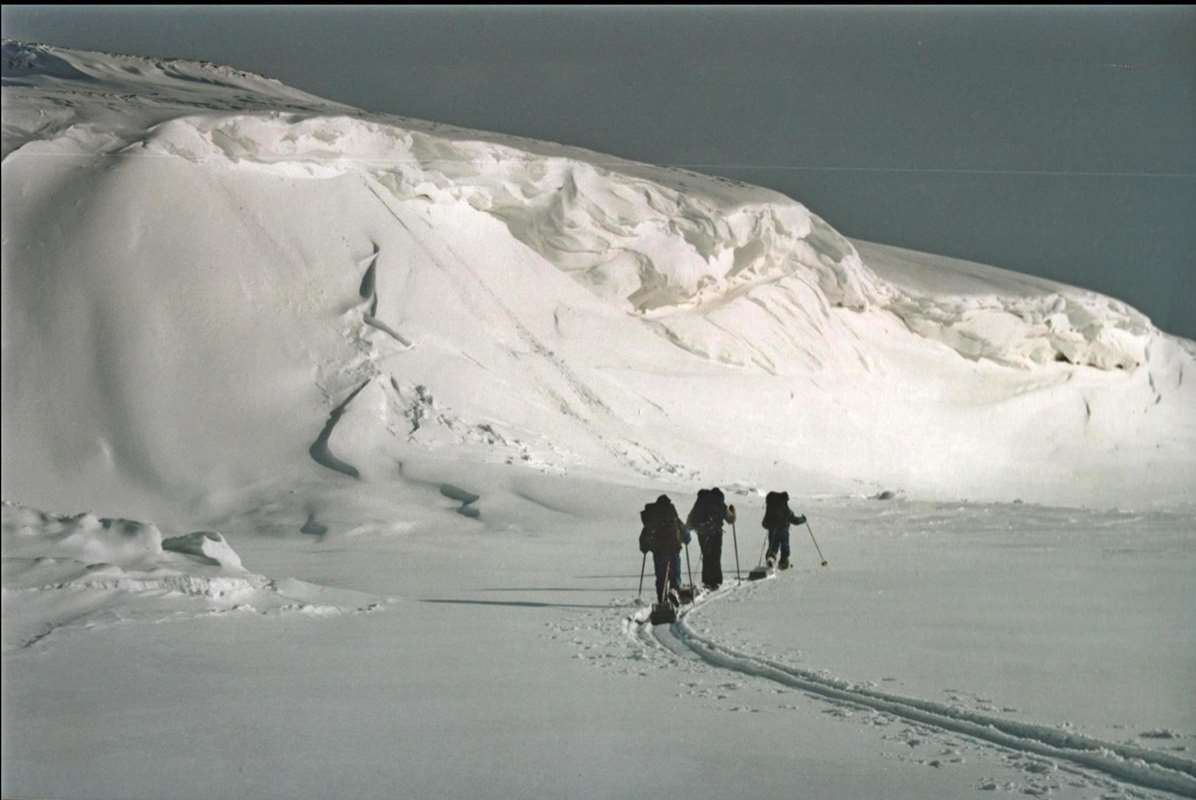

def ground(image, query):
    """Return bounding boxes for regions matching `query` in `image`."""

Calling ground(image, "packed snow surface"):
[2,40,1194,800]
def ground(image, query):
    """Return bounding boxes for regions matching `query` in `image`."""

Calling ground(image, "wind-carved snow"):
[3,39,1194,510]
[1,40,354,158]
[1,502,387,651]
[33,103,1156,379]
[47,106,1151,376]
[1,38,1167,374]
[126,112,1186,485]
[858,241,1154,370]
[135,112,881,315]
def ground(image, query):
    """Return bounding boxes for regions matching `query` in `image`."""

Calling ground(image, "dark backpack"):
[762,491,789,528]
[641,496,681,551]
[697,488,727,521]
[687,489,709,526]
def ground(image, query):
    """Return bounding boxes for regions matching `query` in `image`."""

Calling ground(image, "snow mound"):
[859,241,1153,369]
[1,39,346,110]
[161,530,244,570]
[2,40,1194,514]
[1,502,385,651]
[2,504,167,566]
[1,39,355,158]
[120,111,880,315]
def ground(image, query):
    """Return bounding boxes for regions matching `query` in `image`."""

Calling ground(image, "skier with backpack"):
[638,495,690,610]
[686,488,736,590]
[761,491,807,570]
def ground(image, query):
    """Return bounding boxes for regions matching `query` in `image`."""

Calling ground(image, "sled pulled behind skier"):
[686,488,736,590]
[762,491,806,570]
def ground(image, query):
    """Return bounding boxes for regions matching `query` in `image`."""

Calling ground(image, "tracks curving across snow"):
[624,583,1196,799]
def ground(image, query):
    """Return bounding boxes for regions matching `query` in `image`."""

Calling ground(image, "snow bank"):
[2,503,167,566]
[1,40,353,157]
[1,502,385,651]
[95,110,879,316]
[2,40,1194,517]
[858,241,1154,370]
[161,530,244,570]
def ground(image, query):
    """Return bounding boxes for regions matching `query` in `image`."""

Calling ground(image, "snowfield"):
[2,40,1194,799]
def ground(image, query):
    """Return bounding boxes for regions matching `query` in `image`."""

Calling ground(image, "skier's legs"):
[780,528,791,561]
[766,527,780,561]
[653,552,670,603]
[668,553,682,593]
[700,532,714,587]
[708,534,723,587]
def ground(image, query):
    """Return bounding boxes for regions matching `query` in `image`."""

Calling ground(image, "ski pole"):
[806,521,828,567]
[638,552,646,601]
[731,514,741,583]
[684,541,695,594]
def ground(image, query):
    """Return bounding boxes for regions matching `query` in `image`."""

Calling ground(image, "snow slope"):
[4,40,1193,523]
[2,40,1195,800]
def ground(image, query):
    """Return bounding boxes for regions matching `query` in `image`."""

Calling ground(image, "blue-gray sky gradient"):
[4,5,1193,338]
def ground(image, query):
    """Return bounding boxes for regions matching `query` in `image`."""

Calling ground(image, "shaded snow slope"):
[2,40,1194,521]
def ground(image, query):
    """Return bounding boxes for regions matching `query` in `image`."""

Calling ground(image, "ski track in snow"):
[604,582,1196,799]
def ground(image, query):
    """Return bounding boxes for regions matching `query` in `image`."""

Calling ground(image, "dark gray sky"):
[4,5,1194,338]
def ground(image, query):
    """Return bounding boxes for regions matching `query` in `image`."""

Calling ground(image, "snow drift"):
[1,501,383,651]
[2,39,1194,528]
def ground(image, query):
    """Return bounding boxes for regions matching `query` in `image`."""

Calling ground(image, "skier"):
[639,495,690,606]
[686,488,736,590]
[761,491,807,570]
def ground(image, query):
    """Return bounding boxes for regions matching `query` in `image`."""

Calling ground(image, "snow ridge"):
[116,111,880,320]
[1,502,386,651]
[4,40,1194,512]
[859,241,1155,370]
[1,39,347,110]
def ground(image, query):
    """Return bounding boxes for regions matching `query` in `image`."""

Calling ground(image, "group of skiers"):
[638,488,807,607]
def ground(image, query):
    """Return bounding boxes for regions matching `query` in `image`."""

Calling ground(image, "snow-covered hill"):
[4,40,1192,522]
[3,41,1195,800]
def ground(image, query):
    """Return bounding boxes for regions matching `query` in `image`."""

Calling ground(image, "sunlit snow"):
[2,40,1193,800]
